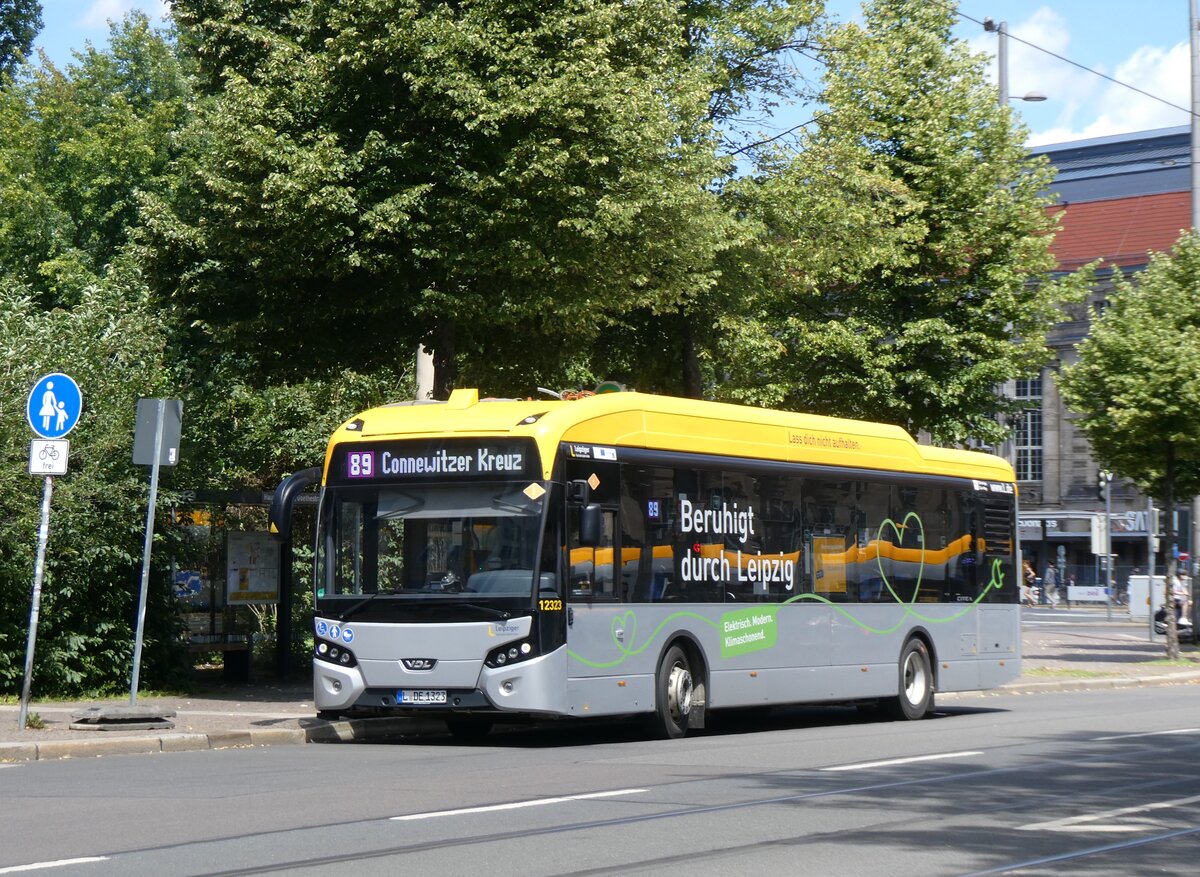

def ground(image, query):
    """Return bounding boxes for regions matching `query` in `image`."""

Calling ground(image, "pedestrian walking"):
[1044,562,1059,607]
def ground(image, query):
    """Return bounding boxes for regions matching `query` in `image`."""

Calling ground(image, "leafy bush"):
[0,270,190,696]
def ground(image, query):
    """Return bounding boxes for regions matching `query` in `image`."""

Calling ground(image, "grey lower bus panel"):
[562,602,1020,715]
[313,604,1021,720]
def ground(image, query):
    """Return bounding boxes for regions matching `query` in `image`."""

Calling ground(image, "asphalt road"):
[2,684,1198,876]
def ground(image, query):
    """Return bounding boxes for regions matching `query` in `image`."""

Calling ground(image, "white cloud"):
[971,9,1101,133]
[79,0,131,29]
[970,6,1189,146]
[79,1,169,30]
[1026,42,1190,145]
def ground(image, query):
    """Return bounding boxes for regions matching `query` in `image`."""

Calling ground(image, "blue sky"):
[34,1,1192,148]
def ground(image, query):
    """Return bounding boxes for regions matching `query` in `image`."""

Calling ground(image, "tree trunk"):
[681,311,702,399]
[1164,442,1180,660]
[431,320,457,401]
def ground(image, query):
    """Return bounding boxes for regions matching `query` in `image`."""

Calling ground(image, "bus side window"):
[569,507,617,601]
[621,465,678,602]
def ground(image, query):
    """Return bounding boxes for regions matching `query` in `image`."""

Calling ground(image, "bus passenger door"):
[565,504,641,711]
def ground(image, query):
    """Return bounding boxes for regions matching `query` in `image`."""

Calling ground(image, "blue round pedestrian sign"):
[26,373,83,439]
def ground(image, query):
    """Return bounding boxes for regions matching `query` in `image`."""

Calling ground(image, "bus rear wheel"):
[884,638,933,721]
[648,645,694,739]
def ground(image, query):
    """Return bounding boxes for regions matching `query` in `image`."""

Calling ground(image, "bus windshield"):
[316,482,547,603]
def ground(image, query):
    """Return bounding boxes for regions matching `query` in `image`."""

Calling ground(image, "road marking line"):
[1022,621,1075,626]
[0,858,108,874]
[391,788,648,821]
[1020,793,1200,833]
[820,751,983,772]
[1093,728,1200,741]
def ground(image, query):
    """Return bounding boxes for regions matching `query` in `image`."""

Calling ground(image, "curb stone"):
[943,670,1200,698]
[0,728,310,763]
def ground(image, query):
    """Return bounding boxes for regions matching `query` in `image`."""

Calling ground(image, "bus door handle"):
[567,607,574,627]
[614,624,624,641]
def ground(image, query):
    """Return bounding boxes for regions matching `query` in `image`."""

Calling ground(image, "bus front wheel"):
[884,638,933,721]
[649,644,694,739]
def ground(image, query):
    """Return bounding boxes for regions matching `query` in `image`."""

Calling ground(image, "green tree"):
[0,13,187,305]
[0,0,39,81]
[26,13,187,302]
[0,15,199,696]
[0,75,74,295]
[706,0,1087,444]
[650,0,821,396]
[144,0,733,397]
[1058,230,1200,659]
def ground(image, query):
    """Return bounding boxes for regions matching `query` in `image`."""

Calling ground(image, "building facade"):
[1007,126,1191,589]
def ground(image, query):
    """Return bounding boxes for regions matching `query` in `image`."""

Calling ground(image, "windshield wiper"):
[457,602,511,621]
[336,590,397,622]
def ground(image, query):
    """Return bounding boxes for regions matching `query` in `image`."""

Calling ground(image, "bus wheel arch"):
[647,635,708,739]
[884,631,935,721]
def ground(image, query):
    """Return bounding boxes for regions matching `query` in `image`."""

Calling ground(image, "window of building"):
[1013,378,1043,482]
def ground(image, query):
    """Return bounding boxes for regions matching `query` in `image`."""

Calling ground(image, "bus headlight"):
[486,640,536,668]
[315,638,357,667]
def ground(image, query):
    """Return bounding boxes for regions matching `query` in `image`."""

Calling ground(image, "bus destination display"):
[331,439,538,485]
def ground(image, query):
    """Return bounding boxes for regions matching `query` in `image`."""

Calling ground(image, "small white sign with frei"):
[28,440,69,476]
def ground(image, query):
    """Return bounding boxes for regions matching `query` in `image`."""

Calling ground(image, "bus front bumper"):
[313,647,569,715]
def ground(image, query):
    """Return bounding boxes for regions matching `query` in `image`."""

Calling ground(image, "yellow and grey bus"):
[283,388,1019,738]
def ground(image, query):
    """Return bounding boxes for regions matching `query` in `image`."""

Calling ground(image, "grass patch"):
[24,712,46,730]
[1023,667,1116,679]
[1146,658,1200,667]
[0,686,191,706]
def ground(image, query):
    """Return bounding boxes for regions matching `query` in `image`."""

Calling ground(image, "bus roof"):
[325,389,1015,484]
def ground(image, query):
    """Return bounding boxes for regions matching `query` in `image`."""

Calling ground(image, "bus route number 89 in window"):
[347,451,375,479]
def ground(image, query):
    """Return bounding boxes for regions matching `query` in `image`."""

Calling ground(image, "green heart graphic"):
[610,610,638,654]
[874,512,926,603]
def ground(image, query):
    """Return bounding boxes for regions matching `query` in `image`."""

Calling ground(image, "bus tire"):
[649,644,694,739]
[884,638,933,721]
[445,717,494,740]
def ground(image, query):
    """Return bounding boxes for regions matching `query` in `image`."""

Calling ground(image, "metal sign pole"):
[130,399,165,703]
[1148,497,1157,643]
[1104,473,1113,622]
[18,476,55,730]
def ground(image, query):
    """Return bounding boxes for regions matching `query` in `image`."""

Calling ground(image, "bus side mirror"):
[567,479,591,505]
[579,503,602,547]
[269,467,322,540]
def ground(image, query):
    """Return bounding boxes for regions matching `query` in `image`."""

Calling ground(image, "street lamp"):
[983,18,1047,106]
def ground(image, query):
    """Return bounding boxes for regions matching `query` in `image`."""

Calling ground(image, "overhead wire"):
[731,2,1194,158]
[944,2,1195,118]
